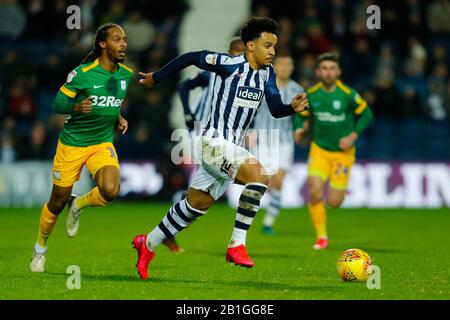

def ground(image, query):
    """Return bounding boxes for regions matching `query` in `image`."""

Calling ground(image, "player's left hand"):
[339,132,358,151]
[138,72,156,88]
[117,115,128,135]
[291,93,309,113]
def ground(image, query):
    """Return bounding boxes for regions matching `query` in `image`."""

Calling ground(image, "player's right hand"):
[138,72,156,88]
[74,96,92,113]
[294,128,305,145]
[291,93,309,113]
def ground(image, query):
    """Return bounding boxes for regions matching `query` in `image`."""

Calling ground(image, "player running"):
[29,23,133,272]
[162,38,245,253]
[133,17,309,279]
[249,52,304,235]
[293,53,373,250]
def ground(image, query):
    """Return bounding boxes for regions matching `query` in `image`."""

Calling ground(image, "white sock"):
[263,189,281,227]
[34,242,47,254]
[229,228,247,247]
[146,228,166,251]
[263,214,275,227]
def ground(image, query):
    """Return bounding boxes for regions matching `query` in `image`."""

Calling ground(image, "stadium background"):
[0,0,449,207]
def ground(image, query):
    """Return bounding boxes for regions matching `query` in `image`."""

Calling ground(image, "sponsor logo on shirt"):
[333,100,342,110]
[90,96,124,107]
[316,112,346,122]
[233,86,263,109]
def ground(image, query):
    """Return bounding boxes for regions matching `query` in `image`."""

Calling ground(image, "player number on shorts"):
[107,147,116,158]
[335,163,348,176]
[220,159,234,178]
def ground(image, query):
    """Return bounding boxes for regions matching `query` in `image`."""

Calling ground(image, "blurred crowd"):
[0,0,449,164]
[0,0,188,165]
[246,0,450,159]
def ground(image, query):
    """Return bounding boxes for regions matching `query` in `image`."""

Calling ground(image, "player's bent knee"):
[47,197,68,214]
[309,189,324,204]
[186,197,212,212]
[48,188,72,214]
[99,182,119,202]
[326,197,343,209]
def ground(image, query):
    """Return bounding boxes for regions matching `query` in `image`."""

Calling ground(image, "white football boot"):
[29,249,46,272]
[66,194,83,237]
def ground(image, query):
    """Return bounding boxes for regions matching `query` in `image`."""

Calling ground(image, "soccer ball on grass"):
[337,248,372,282]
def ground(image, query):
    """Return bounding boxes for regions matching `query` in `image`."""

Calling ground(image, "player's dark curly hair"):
[80,23,121,64]
[240,17,279,44]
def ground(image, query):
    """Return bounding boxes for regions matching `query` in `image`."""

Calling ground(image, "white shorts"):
[253,143,294,176]
[190,136,256,200]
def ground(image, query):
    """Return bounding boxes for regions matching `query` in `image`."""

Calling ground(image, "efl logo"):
[233,86,263,109]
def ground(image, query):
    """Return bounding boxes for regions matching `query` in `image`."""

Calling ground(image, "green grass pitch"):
[0,202,449,300]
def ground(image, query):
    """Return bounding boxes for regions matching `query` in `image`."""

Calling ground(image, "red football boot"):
[313,237,329,250]
[225,244,254,268]
[132,234,155,280]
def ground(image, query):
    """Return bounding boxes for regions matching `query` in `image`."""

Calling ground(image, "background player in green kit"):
[30,23,132,272]
[293,53,373,250]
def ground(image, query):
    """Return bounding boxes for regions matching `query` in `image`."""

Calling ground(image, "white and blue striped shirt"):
[154,50,299,145]
[178,71,214,128]
[252,80,304,145]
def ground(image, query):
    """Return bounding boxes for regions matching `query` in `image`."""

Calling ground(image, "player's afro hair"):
[240,17,279,44]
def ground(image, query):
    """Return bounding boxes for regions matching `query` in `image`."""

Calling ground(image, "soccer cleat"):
[132,234,155,280]
[66,194,83,238]
[262,226,274,235]
[29,250,46,273]
[313,237,329,250]
[163,237,185,253]
[225,244,254,268]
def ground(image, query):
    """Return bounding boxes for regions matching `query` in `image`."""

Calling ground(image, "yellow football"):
[337,248,372,281]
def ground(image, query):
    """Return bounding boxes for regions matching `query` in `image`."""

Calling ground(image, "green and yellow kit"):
[293,80,373,190]
[50,58,133,187]
[54,58,133,147]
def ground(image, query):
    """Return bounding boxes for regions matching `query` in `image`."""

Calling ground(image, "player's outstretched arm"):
[138,51,229,88]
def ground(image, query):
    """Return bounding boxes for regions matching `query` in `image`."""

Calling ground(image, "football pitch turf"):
[0,203,449,300]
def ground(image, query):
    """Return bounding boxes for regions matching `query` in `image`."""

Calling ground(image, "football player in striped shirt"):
[29,24,132,272]
[250,52,304,235]
[163,38,245,253]
[133,17,309,280]
[178,37,245,133]
[293,53,373,250]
